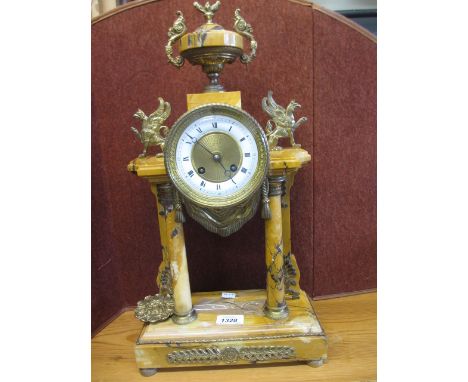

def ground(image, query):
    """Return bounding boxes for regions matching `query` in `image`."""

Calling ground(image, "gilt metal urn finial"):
[193,1,221,23]
[165,1,257,92]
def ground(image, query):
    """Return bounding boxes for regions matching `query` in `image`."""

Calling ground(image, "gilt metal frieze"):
[167,346,295,364]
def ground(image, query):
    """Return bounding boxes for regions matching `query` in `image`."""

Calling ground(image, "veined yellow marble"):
[150,183,169,290]
[282,170,302,297]
[264,193,286,317]
[269,147,312,171]
[165,209,193,316]
[179,26,243,53]
[135,289,327,370]
[127,155,167,179]
[187,91,241,110]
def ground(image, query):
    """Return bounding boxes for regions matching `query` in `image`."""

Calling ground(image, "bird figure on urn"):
[193,1,221,23]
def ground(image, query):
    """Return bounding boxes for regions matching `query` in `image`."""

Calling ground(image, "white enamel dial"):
[164,103,269,209]
[175,115,259,197]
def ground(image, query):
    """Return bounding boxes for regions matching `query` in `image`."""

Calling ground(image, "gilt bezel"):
[164,103,269,208]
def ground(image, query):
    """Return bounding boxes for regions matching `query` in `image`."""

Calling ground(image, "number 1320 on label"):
[216,315,244,325]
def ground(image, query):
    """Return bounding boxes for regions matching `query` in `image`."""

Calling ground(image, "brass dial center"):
[191,132,242,183]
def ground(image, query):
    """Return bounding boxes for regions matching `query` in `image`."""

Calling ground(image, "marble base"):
[135,289,327,372]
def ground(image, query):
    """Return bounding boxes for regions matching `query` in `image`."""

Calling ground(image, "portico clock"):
[127,1,328,376]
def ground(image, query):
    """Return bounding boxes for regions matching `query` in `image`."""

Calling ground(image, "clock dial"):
[165,104,269,208]
[175,115,258,198]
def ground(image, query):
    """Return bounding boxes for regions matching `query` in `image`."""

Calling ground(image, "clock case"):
[127,2,328,376]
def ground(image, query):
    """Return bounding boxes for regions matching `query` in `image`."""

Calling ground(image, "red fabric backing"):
[312,9,377,296]
[91,0,376,333]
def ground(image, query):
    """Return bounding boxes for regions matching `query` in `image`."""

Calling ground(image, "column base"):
[264,303,289,320]
[171,308,197,325]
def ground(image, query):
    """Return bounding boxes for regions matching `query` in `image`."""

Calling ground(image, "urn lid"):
[180,1,243,53]
[179,21,244,54]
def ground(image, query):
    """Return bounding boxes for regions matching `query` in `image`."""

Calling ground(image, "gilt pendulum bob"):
[127,1,328,376]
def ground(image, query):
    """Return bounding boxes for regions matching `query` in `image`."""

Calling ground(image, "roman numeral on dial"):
[200,180,206,187]
[212,122,218,128]
[216,184,221,190]
[196,127,202,133]
[188,170,194,177]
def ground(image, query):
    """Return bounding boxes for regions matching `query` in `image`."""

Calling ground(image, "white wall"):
[312,0,377,11]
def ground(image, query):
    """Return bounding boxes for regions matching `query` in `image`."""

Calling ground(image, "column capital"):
[156,183,175,215]
[268,174,286,197]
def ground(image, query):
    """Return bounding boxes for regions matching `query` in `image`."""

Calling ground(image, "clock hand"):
[186,133,217,157]
[198,141,217,157]
[187,133,236,183]
[217,160,236,184]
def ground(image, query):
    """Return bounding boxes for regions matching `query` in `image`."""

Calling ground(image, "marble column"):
[264,175,288,320]
[281,170,301,299]
[157,183,197,324]
[150,182,170,295]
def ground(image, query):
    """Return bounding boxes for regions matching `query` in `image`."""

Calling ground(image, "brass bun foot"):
[307,357,327,368]
[171,308,197,325]
[139,368,158,377]
[264,304,289,320]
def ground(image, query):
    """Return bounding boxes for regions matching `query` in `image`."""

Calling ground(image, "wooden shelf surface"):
[92,292,376,382]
